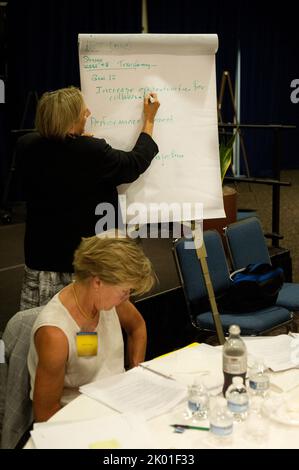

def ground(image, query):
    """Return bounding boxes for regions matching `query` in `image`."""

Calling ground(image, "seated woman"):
[27,234,155,422]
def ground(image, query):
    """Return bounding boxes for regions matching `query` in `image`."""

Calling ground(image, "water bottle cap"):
[232,376,243,385]
[229,324,241,335]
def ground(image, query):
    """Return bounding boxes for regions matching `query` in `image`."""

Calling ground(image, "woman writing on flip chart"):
[18,86,160,310]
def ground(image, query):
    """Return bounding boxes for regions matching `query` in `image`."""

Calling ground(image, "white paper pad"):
[79,34,224,223]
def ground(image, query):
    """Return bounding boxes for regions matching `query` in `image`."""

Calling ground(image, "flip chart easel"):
[78,34,226,343]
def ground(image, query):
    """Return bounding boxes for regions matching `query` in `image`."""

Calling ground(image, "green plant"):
[219,129,238,183]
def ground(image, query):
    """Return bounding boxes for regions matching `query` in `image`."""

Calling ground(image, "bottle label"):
[249,377,270,391]
[188,400,200,412]
[227,401,248,413]
[223,356,246,374]
[210,423,233,437]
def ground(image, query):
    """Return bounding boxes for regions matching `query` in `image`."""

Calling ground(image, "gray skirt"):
[19,265,73,311]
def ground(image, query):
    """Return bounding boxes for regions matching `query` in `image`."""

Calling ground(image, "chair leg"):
[289,312,299,333]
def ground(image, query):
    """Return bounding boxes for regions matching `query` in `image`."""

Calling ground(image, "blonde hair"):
[35,86,84,139]
[73,234,156,297]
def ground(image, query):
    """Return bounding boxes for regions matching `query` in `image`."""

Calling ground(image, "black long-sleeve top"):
[18,131,158,272]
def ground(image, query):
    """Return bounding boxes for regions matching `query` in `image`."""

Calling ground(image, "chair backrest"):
[225,217,271,270]
[174,230,231,316]
[0,306,42,449]
[174,226,292,337]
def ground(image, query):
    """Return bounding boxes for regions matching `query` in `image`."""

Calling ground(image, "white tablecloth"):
[24,340,299,449]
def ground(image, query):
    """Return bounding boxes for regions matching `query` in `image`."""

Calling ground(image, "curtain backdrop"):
[239,1,299,175]
[7,0,142,129]
[148,0,239,123]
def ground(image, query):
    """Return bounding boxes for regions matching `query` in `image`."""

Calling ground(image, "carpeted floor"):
[236,170,299,282]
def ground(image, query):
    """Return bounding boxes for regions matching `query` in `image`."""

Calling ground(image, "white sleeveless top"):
[27,292,124,406]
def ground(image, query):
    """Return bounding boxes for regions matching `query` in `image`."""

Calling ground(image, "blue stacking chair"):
[173,230,292,335]
[224,217,299,312]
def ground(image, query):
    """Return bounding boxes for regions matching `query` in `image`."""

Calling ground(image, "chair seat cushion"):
[195,306,292,335]
[276,283,299,310]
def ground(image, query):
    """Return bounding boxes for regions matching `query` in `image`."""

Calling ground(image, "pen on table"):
[170,424,210,432]
[139,363,175,380]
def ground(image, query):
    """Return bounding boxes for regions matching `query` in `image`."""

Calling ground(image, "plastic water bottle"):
[245,396,268,444]
[248,359,270,397]
[226,376,249,421]
[222,324,247,396]
[184,379,209,421]
[208,397,233,446]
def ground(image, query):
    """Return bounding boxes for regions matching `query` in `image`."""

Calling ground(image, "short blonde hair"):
[73,235,156,297]
[35,86,84,139]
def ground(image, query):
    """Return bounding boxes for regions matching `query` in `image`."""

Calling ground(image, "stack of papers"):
[80,367,187,420]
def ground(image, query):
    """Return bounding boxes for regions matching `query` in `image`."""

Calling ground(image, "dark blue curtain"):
[239,1,299,175]
[7,0,142,129]
[148,0,240,122]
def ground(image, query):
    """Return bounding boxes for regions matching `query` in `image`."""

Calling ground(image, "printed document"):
[80,367,187,420]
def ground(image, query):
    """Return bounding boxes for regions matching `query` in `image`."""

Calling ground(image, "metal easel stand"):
[192,225,225,345]
[218,70,251,178]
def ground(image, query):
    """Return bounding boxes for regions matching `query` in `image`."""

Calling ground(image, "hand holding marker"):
[142,93,160,136]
